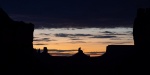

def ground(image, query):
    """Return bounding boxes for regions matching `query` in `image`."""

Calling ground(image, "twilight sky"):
[0,0,149,57]
[33,28,133,57]
[0,0,149,28]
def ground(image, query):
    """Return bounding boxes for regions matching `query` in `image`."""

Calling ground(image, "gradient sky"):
[0,0,149,57]
[33,27,133,57]
[0,0,149,28]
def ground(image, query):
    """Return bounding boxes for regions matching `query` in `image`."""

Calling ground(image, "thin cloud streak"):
[100,41,133,45]
[39,33,51,36]
[90,35,117,38]
[33,38,56,42]
[101,31,128,35]
[67,41,86,44]
[54,33,92,37]
[70,38,82,40]
[34,43,48,45]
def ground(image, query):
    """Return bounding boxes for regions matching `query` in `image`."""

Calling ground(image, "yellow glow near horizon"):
[33,42,107,52]
[33,27,134,57]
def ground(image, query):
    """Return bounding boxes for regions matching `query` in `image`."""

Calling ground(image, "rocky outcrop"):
[0,8,34,74]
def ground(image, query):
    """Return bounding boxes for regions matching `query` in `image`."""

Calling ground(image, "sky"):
[0,0,149,57]
[1,0,149,28]
[33,27,133,57]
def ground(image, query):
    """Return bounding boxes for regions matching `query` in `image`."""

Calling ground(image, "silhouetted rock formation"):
[133,8,150,53]
[0,8,13,23]
[72,47,90,58]
[42,47,48,54]
[132,8,150,75]
[0,8,34,74]
[37,48,41,53]
[103,45,134,60]
[95,8,150,75]
[40,47,52,60]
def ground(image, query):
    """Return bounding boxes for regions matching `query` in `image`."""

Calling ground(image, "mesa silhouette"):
[1,7,149,75]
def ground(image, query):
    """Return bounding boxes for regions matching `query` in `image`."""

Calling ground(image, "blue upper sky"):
[0,0,149,28]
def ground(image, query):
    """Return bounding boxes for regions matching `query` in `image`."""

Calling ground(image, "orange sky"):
[33,27,134,57]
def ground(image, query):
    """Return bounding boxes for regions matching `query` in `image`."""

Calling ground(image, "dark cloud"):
[101,31,128,35]
[126,31,133,34]
[47,49,78,56]
[55,33,69,37]
[85,52,105,54]
[33,37,39,38]
[55,33,92,37]
[34,43,48,45]
[67,41,86,44]
[101,31,114,34]
[90,35,117,38]
[48,49,77,53]
[33,39,42,41]
[85,52,105,56]
[74,34,92,36]
[39,33,51,36]
[101,41,132,44]
[49,53,73,56]
[71,38,82,40]
[105,33,127,35]
[110,38,122,40]
[42,38,51,41]
[33,38,56,42]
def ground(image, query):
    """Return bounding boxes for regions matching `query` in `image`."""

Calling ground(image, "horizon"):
[33,27,134,57]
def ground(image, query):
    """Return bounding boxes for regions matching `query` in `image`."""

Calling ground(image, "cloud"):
[105,33,127,35]
[55,33,69,37]
[47,49,78,56]
[101,31,127,35]
[42,38,51,41]
[54,33,92,37]
[126,31,133,34]
[33,37,39,38]
[101,41,132,44]
[85,52,105,54]
[73,34,92,36]
[33,39,42,41]
[48,49,77,53]
[110,38,122,40]
[90,35,117,38]
[34,43,48,45]
[49,53,73,56]
[101,31,114,34]
[71,38,82,40]
[67,41,86,44]
[33,38,56,42]
[85,52,105,55]
[39,33,51,36]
